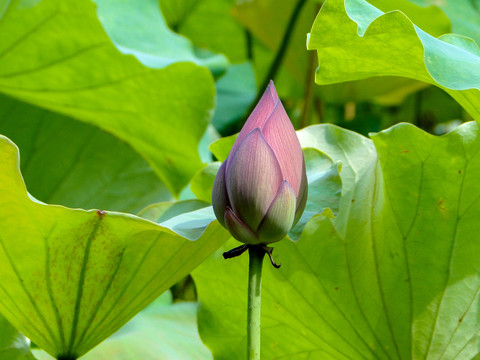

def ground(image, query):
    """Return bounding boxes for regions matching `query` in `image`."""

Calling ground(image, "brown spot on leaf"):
[437,199,446,212]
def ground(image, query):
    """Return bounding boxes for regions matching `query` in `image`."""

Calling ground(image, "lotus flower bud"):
[212,81,307,245]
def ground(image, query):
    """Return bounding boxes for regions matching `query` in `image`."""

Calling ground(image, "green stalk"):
[247,246,265,360]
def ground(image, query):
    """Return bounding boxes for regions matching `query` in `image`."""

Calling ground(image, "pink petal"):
[261,100,303,195]
[212,161,230,227]
[227,82,277,166]
[224,207,259,245]
[257,181,296,244]
[226,129,283,231]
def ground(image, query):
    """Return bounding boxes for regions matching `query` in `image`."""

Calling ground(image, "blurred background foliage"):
[157,0,472,138]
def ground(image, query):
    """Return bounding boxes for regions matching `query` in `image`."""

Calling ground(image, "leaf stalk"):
[247,246,265,360]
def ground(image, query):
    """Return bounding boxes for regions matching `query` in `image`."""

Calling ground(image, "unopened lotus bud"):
[212,81,307,245]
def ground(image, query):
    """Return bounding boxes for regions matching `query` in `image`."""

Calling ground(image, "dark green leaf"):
[0,94,171,213]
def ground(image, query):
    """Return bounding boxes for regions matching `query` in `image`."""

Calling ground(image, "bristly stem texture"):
[247,246,265,360]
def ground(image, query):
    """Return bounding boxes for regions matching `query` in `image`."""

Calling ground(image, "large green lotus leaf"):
[0,0,215,195]
[0,94,172,213]
[307,0,480,120]
[194,122,480,359]
[93,0,228,75]
[0,314,35,360]
[0,135,228,359]
[33,292,212,360]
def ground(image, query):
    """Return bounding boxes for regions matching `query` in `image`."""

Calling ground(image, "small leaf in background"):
[0,314,35,360]
[33,291,212,360]
[307,0,480,120]
[0,94,172,213]
[0,135,228,359]
[190,162,221,203]
[209,134,238,163]
[194,122,480,359]
[0,0,216,195]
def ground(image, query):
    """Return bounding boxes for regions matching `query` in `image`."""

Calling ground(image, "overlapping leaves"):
[194,122,480,359]
[307,0,480,119]
[0,0,216,195]
[0,135,228,359]
[0,94,172,213]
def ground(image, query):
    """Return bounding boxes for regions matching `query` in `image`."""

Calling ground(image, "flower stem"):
[247,246,265,360]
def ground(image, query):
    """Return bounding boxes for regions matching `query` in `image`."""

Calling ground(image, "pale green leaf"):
[194,122,480,359]
[0,94,172,213]
[140,200,217,241]
[0,0,216,195]
[190,162,221,203]
[93,0,228,75]
[0,135,228,359]
[209,134,237,163]
[407,0,480,46]
[307,0,480,120]
[138,199,210,225]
